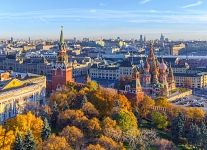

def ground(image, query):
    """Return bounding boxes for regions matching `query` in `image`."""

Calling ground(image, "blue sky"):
[0,0,207,40]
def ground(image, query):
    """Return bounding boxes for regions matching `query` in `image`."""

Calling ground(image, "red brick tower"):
[51,27,73,91]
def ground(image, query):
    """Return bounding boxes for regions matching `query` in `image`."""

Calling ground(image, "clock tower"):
[51,27,73,91]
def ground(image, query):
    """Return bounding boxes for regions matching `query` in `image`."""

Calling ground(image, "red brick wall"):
[51,67,73,91]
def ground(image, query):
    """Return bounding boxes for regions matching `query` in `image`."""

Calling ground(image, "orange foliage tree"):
[58,109,88,129]
[5,112,43,144]
[60,126,84,149]
[154,97,169,107]
[0,126,15,150]
[138,96,155,118]
[42,134,72,150]
[97,135,123,150]
[86,144,105,150]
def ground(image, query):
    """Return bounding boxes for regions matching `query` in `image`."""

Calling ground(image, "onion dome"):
[144,60,150,69]
[159,59,167,71]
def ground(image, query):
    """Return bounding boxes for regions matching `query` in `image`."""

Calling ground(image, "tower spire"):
[60,26,64,45]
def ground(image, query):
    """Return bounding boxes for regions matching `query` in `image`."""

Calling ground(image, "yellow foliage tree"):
[87,117,102,137]
[42,134,72,150]
[114,109,139,138]
[186,107,206,119]
[117,94,132,112]
[97,135,123,150]
[5,112,43,143]
[86,81,99,91]
[154,97,169,107]
[0,126,15,150]
[89,88,132,117]
[86,144,105,150]
[79,87,90,95]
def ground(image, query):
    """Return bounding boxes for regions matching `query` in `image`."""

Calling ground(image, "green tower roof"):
[60,26,64,45]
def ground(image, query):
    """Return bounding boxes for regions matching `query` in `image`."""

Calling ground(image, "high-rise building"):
[160,33,165,42]
[140,35,143,43]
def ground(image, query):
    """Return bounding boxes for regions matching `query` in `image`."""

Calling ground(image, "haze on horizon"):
[1,0,207,40]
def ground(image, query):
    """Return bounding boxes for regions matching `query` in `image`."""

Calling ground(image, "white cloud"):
[182,0,203,8]
[140,0,152,4]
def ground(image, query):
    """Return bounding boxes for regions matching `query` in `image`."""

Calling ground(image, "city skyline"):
[1,0,207,40]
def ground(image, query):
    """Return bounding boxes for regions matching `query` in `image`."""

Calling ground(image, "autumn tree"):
[186,107,205,119]
[154,97,169,107]
[117,94,132,112]
[88,88,131,117]
[97,135,123,150]
[86,144,105,150]
[60,126,84,149]
[86,81,99,91]
[88,88,118,117]
[138,96,155,118]
[82,102,99,119]
[86,117,102,138]
[50,92,68,110]
[5,112,43,144]
[0,126,15,150]
[151,112,168,129]
[58,109,88,129]
[102,117,122,142]
[50,89,78,111]
[42,134,72,150]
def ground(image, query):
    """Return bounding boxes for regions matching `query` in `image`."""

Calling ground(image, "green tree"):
[41,118,51,141]
[200,122,207,149]
[187,124,201,148]
[114,109,139,137]
[13,132,24,150]
[134,107,142,127]
[51,101,59,129]
[81,95,88,107]
[23,130,36,150]
[171,113,185,144]
[151,112,168,129]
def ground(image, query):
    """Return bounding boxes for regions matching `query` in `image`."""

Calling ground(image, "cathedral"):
[121,43,176,98]
[140,43,176,97]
